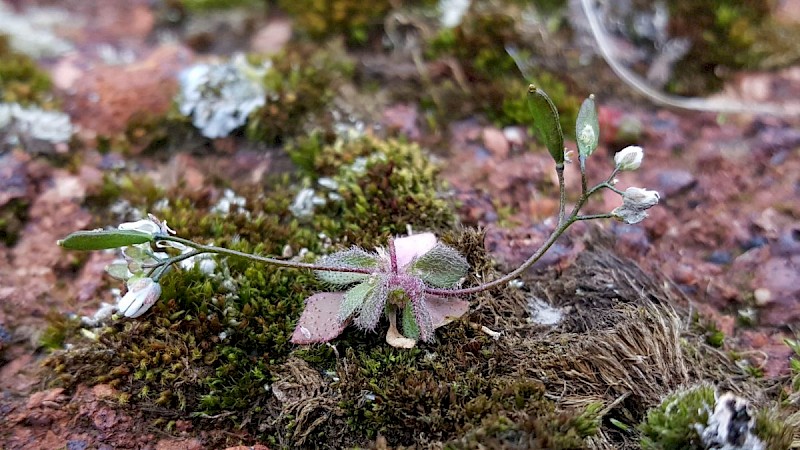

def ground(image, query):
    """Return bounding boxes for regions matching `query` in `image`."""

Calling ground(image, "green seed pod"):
[58,229,153,250]
[527,84,564,164]
[576,94,599,158]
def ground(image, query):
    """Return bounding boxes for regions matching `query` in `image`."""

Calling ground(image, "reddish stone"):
[64,45,193,137]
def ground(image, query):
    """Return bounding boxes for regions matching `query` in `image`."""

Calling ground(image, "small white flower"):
[117,277,161,318]
[614,145,644,171]
[118,219,160,235]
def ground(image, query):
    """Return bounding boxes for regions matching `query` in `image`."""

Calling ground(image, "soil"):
[1,1,799,449]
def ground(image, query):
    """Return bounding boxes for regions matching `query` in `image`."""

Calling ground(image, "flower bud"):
[611,187,660,224]
[622,187,659,209]
[614,146,644,171]
[117,277,161,318]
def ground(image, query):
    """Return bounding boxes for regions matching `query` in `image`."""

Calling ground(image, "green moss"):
[426,11,521,79]
[754,408,793,449]
[40,314,82,351]
[420,8,580,132]
[329,325,600,447]
[447,402,601,449]
[0,35,55,107]
[290,133,456,248]
[638,384,715,449]
[0,198,28,246]
[246,44,354,145]
[277,0,392,46]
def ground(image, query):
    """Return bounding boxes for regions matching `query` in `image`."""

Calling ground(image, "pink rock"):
[753,255,800,326]
[64,44,193,136]
[250,18,292,55]
[482,127,510,159]
[382,104,420,140]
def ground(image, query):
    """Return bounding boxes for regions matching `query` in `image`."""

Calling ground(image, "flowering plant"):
[58,86,659,348]
[291,232,470,347]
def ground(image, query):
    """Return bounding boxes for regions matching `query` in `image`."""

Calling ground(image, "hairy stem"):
[156,235,375,275]
[579,155,588,197]
[426,170,621,297]
[556,163,566,227]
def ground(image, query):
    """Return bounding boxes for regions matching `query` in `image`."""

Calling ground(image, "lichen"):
[177,55,268,139]
[0,103,73,152]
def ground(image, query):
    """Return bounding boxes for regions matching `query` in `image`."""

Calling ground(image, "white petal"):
[118,219,160,235]
[123,294,146,318]
[116,291,138,315]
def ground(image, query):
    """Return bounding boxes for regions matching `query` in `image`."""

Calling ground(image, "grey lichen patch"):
[177,55,267,139]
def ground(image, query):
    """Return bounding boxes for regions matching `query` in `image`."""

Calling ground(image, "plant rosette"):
[290,232,470,348]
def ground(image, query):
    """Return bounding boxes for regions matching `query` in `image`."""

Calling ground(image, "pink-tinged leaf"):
[394,232,437,269]
[291,292,349,344]
[427,296,470,329]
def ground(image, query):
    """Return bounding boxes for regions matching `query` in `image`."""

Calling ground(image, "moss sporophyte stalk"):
[58,86,660,348]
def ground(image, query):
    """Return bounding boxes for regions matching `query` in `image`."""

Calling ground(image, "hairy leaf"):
[353,278,389,331]
[401,305,420,341]
[338,277,377,322]
[291,292,349,345]
[315,247,380,286]
[408,244,469,288]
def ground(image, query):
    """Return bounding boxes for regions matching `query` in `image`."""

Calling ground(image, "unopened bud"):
[611,187,660,224]
[622,187,659,209]
[614,146,644,171]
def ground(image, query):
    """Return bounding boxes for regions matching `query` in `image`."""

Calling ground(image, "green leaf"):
[609,418,629,431]
[527,84,564,164]
[401,305,420,341]
[576,94,599,157]
[408,244,469,288]
[338,278,376,322]
[315,247,380,286]
[58,229,153,250]
[784,338,800,355]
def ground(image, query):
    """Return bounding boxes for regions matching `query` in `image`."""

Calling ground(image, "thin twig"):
[580,0,800,116]
[157,235,374,275]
